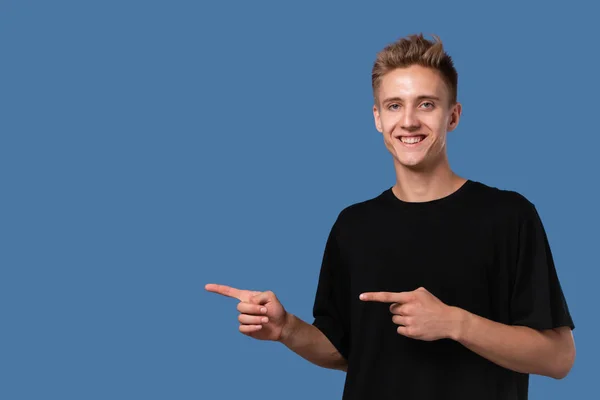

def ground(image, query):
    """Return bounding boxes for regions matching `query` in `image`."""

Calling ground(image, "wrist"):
[448,306,471,342]
[279,312,297,343]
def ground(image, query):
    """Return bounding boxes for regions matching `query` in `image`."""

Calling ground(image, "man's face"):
[373,65,461,171]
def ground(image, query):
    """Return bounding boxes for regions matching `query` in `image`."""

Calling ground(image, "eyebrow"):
[382,95,441,104]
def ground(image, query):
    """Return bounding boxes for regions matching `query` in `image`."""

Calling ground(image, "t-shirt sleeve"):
[509,201,575,330]
[312,217,351,360]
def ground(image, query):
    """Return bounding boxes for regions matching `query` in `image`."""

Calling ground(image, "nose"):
[400,108,420,131]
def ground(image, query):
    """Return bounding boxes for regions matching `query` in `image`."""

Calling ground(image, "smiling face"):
[373,65,462,171]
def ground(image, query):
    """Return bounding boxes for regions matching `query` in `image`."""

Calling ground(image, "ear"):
[373,104,383,133]
[447,102,462,132]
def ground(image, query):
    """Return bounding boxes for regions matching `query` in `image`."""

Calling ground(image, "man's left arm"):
[359,288,576,379]
[453,306,575,379]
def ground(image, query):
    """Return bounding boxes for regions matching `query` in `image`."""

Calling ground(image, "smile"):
[397,135,426,145]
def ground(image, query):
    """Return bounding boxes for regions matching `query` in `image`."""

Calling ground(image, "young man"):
[205,34,576,399]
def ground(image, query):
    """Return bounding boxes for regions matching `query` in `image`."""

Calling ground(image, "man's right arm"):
[279,313,348,372]
[205,283,347,371]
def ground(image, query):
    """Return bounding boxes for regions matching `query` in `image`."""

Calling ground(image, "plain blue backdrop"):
[1,1,598,399]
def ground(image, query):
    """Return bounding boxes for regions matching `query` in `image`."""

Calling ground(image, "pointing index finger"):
[205,283,246,301]
[359,291,413,303]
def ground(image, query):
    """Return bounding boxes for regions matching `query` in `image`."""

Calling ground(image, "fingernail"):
[260,307,267,313]
[359,294,366,300]
[262,317,269,323]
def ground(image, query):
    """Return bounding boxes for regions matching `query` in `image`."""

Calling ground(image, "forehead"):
[377,65,450,101]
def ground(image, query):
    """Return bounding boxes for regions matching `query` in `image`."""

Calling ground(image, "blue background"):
[1,1,597,399]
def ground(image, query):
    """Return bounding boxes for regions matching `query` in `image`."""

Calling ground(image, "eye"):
[388,104,400,111]
[420,102,434,109]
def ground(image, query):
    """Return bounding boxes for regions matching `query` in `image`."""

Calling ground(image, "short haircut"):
[372,33,458,105]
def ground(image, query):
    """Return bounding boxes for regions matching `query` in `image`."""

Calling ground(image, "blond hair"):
[372,34,458,104]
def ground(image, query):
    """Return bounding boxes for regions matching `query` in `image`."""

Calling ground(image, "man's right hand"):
[205,283,290,342]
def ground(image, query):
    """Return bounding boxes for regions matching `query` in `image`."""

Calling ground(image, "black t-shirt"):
[311,180,574,400]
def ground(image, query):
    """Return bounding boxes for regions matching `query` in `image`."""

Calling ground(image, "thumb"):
[250,290,274,305]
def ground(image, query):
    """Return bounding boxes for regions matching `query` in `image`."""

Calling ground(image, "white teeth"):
[399,136,424,144]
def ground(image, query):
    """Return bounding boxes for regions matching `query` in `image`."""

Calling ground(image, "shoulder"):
[331,188,391,230]
[467,180,539,220]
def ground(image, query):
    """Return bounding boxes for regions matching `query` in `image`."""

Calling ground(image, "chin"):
[385,144,433,171]
[395,153,426,167]
[394,157,427,171]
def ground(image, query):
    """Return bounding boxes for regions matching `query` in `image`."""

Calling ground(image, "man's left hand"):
[359,287,466,341]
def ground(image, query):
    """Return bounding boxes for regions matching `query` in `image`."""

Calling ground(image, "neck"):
[392,155,466,203]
